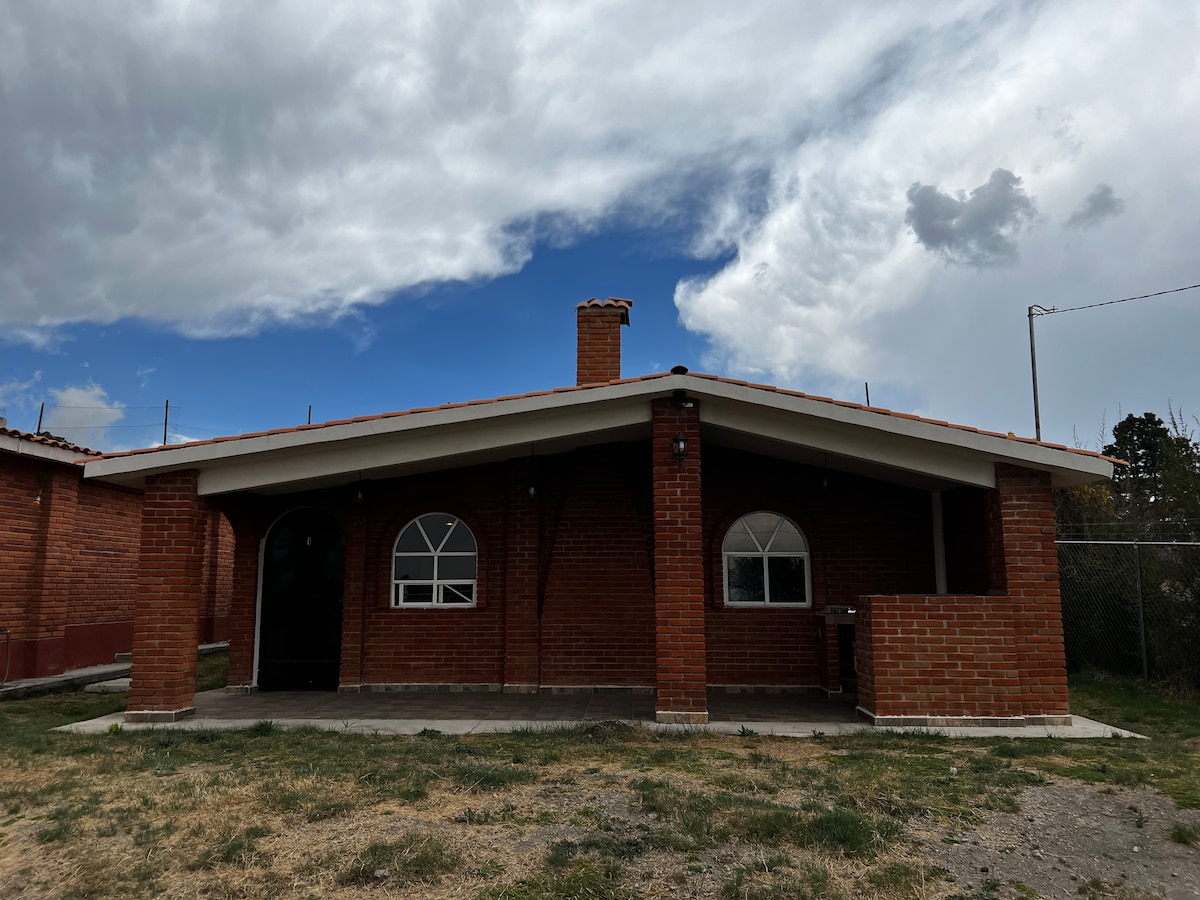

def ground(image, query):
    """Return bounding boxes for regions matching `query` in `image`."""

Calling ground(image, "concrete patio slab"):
[51,688,1144,739]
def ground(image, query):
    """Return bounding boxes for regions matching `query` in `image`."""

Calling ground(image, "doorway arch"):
[257,507,345,690]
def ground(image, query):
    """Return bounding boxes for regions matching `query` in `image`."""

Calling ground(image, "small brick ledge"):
[656,710,709,725]
[858,708,1073,728]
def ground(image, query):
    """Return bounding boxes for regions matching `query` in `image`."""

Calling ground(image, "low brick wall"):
[856,594,1069,726]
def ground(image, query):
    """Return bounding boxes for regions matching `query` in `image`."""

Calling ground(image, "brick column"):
[985,464,1070,722]
[29,469,80,676]
[126,471,208,722]
[652,396,707,723]
[504,459,540,691]
[224,513,261,691]
[198,508,223,643]
[339,507,367,692]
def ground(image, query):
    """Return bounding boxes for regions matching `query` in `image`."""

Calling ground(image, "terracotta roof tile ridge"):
[1,426,99,456]
[84,368,1119,466]
[87,374,676,461]
[575,297,633,309]
[670,370,1120,463]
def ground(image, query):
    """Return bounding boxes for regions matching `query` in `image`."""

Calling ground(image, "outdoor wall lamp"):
[672,390,695,411]
[671,432,689,465]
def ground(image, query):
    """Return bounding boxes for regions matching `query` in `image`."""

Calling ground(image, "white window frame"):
[391,513,478,608]
[722,511,812,607]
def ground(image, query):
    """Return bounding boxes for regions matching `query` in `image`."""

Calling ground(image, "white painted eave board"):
[0,433,90,466]
[81,374,1113,493]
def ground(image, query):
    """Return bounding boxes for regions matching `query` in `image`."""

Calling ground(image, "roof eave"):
[81,374,1113,493]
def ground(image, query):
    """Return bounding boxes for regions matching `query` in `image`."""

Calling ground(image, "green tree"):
[1101,411,1200,539]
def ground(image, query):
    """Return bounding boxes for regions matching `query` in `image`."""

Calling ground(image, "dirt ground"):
[919,780,1200,899]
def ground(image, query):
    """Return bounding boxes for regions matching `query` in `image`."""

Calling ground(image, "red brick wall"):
[987,464,1069,718]
[856,594,1023,719]
[199,509,234,642]
[128,471,208,715]
[206,437,1076,722]
[652,398,707,716]
[855,464,1070,723]
[576,305,626,385]
[541,446,656,686]
[359,467,507,685]
[0,455,146,679]
[0,455,43,676]
[225,511,262,688]
[702,446,936,687]
[71,481,141,628]
[503,458,540,688]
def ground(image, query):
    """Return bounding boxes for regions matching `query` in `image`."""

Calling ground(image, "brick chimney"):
[576,297,632,386]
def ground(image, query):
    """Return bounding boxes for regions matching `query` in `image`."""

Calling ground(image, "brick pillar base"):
[652,395,707,724]
[126,471,208,722]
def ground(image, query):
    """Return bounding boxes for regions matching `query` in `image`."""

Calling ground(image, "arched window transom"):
[722,511,811,606]
[392,514,477,607]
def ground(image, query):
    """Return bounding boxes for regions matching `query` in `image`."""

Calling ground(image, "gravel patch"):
[920,780,1200,899]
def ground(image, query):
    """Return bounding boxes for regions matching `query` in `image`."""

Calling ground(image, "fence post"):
[1133,542,1148,682]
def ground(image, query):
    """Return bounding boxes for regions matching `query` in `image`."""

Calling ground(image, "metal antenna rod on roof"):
[36,402,44,433]
[163,400,169,446]
[307,405,312,425]
[865,382,870,407]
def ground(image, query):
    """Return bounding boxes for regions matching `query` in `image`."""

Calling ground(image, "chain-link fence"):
[1058,540,1200,687]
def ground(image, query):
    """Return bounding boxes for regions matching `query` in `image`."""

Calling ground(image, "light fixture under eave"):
[672,389,695,410]
[671,432,689,465]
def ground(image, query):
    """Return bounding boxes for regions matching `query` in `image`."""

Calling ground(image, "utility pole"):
[1024,280,1200,444]
[1027,306,1052,442]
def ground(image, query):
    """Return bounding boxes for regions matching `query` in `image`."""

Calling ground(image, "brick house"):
[82,299,1114,725]
[0,424,232,681]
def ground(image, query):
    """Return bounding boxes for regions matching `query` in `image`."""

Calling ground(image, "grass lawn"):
[0,656,1197,899]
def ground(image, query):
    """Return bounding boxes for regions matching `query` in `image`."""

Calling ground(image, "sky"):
[1,1,1198,454]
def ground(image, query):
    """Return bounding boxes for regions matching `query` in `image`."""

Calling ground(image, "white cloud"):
[672,1,1200,437]
[41,383,125,449]
[0,1,997,340]
[1,1,1198,442]
[0,371,44,426]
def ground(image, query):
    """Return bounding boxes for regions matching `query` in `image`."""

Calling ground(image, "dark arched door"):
[258,508,345,690]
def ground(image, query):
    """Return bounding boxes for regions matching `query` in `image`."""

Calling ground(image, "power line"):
[41,404,170,410]
[1031,280,1200,317]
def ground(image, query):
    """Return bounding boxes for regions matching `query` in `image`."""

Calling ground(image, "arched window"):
[392,514,478,607]
[722,511,811,606]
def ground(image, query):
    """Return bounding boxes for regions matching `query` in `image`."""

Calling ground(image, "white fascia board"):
[689,379,1113,486]
[82,373,1112,492]
[197,399,650,495]
[0,433,88,466]
[703,398,997,487]
[83,378,668,488]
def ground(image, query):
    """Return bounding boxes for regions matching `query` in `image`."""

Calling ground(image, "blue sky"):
[2,2,1198,453]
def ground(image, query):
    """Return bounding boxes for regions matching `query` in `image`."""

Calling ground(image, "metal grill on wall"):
[1058,538,1200,688]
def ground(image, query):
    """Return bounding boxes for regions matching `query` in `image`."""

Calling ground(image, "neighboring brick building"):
[83,299,1116,725]
[0,425,232,681]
